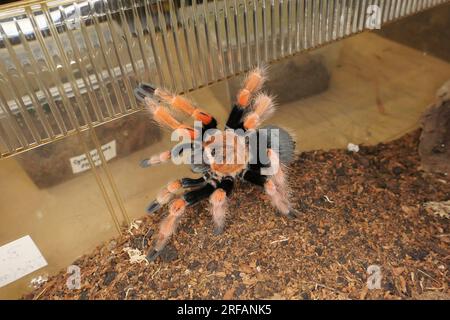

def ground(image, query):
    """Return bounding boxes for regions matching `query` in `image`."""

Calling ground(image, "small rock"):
[392,166,404,175]
[159,245,178,262]
[336,276,348,286]
[103,271,117,286]
[254,282,273,298]
[315,247,323,256]
[235,284,246,297]
[383,280,395,293]
[206,261,218,272]
[188,260,201,270]
[232,270,242,280]
[407,248,428,261]
[78,290,89,300]
[299,291,310,300]
[336,167,346,176]
[347,143,360,153]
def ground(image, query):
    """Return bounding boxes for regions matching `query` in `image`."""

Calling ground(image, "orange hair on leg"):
[144,97,196,139]
[243,93,275,130]
[209,189,228,234]
[142,150,172,167]
[155,88,215,126]
[236,67,267,107]
[154,198,186,251]
[264,179,290,216]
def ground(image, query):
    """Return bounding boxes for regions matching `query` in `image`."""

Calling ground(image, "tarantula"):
[134,67,297,261]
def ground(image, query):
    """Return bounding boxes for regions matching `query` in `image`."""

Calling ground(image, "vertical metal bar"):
[116,0,140,81]
[0,88,28,148]
[223,0,235,74]
[192,0,211,83]
[326,0,334,41]
[0,24,54,139]
[262,0,269,62]
[102,0,138,108]
[202,0,217,81]
[304,0,311,47]
[340,0,347,37]
[59,6,105,123]
[168,0,190,92]
[243,0,252,68]
[13,19,67,135]
[287,0,292,55]
[143,0,166,86]
[294,0,301,51]
[179,0,200,88]
[345,0,353,35]
[26,6,123,233]
[153,0,177,90]
[89,0,127,113]
[279,0,285,56]
[358,0,367,31]
[129,0,152,82]
[77,3,115,118]
[320,0,327,43]
[253,0,261,63]
[270,0,276,59]
[0,65,41,144]
[213,0,226,78]
[41,3,130,229]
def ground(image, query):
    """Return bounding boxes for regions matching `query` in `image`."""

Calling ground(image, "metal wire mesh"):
[0,0,448,157]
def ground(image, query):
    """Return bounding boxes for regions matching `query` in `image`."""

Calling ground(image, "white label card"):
[69,140,117,174]
[0,235,48,288]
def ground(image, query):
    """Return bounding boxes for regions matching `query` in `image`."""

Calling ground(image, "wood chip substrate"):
[25,130,449,300]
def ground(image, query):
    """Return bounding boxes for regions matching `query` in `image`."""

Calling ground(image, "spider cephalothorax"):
[134,67,297,261]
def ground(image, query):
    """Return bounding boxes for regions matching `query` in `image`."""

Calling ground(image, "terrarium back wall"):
[0,0,449,299]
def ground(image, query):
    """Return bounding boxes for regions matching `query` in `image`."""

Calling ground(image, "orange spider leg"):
[144,97,197,139]
[147,198,187,261]
[237,67,267,107]
[146,180,183,214]
[264,179,291,216]
[155,88,216,127]
[140,150,172,168]
[263,149,296,218]
[243,93,275,130]
[209,189,228,235]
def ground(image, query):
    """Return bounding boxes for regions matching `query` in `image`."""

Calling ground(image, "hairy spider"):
[134,67,297,261]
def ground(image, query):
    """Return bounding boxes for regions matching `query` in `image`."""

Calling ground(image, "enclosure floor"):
[1,32,450,299]
[24,130,449,300]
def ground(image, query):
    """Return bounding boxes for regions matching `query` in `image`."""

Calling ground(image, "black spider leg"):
[202,116,218,131]
[146,173,210,214]
[181,176,208,188]
[242,169,267,187]
[225,103,247,130]
[134,83,156,102]
[182,182,217,205]
[242,131,299,219]
[217,176,234,196]
[146,182,218,261]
